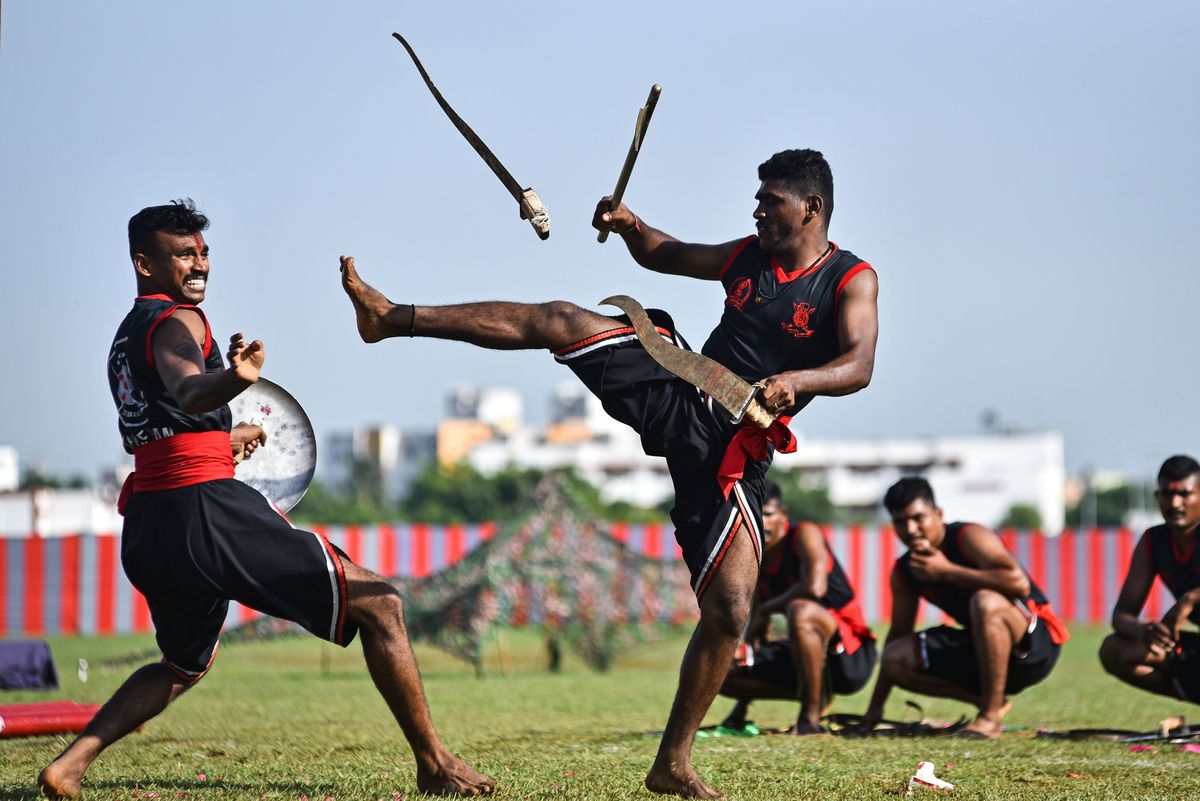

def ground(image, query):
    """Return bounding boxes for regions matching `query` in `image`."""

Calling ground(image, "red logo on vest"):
[781,302,816,338]
[726,278,752,311]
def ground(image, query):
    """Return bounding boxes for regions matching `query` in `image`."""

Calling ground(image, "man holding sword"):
[340,148,878,797]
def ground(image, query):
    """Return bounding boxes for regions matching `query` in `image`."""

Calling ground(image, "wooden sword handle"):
[599,84,662,243]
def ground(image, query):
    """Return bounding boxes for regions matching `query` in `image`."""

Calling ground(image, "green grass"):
[2,627,1199,800]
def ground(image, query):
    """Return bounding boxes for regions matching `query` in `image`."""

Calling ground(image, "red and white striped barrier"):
[0,525,1171,637]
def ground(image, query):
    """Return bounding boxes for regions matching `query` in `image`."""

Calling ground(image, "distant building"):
[317,386,1068,531]
[464,386,673,508]
[773,430,1066,532]
[0,446,17,492]
[0,488,123,538]
[321,424,435,502]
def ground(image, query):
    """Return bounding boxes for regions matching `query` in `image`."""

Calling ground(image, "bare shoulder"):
[157,308,206,341]
[958,523,1015,563]
[794,521,826,549]
[841,266,879,298]
[150,309,207,363]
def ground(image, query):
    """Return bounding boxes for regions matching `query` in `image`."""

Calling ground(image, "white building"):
[0,488,123,537]
[319,386,1068,531]
[0,446,17,492]
[321,424,436,502]
[774,430,1066,531]
[459,386,1065,530]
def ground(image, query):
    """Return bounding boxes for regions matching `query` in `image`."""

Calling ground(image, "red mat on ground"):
[0,701,100,738]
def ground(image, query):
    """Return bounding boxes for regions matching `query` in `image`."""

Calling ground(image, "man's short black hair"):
[758,149,834,222]
[1158,455,1200,485]
[763,478,783,506]
[128,199,209,258]
[884,476,936,513]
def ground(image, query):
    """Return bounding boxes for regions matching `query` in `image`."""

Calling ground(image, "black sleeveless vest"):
[107,294,230,453]
[897,522,1053,626]
[702,237,872,401]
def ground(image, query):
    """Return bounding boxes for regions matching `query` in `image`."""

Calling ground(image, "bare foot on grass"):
[959,697,1011,739]
[960,715,1003,739]
[38,761,83,800]
[788,720,829,736]
[644,762,724,799]
[416,756,495,796]
[339,256,407,343]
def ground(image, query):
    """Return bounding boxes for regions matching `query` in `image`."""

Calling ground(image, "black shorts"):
[1168,631,1200,702]
[554,310,771,600]
[121,478,358,680]
[917,619,1060,696]
[736,636,878,695]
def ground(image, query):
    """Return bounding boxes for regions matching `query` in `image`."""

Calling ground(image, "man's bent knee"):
[968,589,1010,618]
[1098,633,1122,676]
[786,599,833,635]
[881,636,920,679]
[1098,632,1150,678]
[346,574,405,630]
[700,590,753,641]
[537,300,612,344]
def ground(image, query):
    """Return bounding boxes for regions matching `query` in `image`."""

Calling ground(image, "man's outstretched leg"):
[340,256,614,350]
[646,530,758,799]
[39,664,194,799]
[343,562,493,796]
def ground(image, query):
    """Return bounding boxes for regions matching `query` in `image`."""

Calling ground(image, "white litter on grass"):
[909,762,954,792]
[77,658,89,683]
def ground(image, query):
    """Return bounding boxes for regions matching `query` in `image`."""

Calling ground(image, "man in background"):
[860,477,1068,738]
[1100,454,1200,705]
[717,480,876,734]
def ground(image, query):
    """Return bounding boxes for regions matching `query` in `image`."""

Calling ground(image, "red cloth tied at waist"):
[831,597,876,656]
[1026,599,1071,645]
[117,431,235,515]
[716,415,796,500]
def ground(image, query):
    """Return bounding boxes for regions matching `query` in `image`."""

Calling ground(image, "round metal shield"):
[227,378,317,513]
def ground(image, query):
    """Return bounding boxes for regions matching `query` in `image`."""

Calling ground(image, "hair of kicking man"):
[128,199,212,304]
[883,476,946,551]
[1155,454,1200,536]
[757,149,834,228]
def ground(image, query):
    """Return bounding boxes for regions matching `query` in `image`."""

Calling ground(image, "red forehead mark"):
[193,233,205,250]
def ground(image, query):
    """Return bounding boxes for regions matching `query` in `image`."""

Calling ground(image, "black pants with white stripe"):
[554,309,771,602]
[122,479,356,679]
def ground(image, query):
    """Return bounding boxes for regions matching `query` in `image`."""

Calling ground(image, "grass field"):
[2,626,1199,800]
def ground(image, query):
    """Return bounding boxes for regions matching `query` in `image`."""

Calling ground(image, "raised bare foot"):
[38,761,82,800]
[644,762,724,799]
[416,756,495,797]
[339,255,406,343]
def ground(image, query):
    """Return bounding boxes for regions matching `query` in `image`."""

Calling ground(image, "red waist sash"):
[118,431,234,514]
[716,415,796,499]
[832,597,876,655]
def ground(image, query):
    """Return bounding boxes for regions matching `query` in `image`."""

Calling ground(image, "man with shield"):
[39,200,492,799]
[340,149,878,797]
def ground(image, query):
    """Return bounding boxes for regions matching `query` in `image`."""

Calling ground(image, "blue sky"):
[2,1,1198,479]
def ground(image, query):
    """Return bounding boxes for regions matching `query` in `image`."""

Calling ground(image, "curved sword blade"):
[600,294,774,428]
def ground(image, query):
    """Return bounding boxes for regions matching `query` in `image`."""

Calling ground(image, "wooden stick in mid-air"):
[392,32,551,240]
[598,84,661,243]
